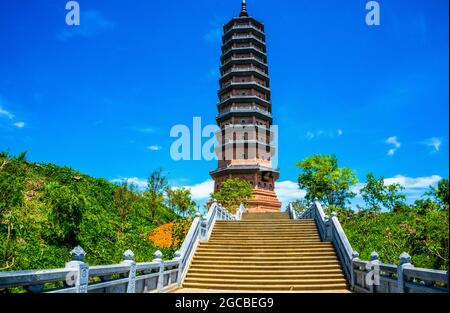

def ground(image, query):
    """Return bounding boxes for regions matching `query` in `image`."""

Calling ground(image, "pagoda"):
[210,0,281,212]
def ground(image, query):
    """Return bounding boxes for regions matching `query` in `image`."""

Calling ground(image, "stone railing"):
[288,201,449,293]
[0,201,240,293]
[0,247,180,293]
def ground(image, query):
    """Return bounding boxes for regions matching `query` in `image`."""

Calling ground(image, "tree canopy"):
[296,154,358,208]
[211,178,253,213]
[359,173,406,212]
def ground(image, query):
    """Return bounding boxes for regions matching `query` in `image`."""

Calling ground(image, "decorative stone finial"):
[174,250,181,259]
[352,251,360,259]
[370,251,379,261]
[399,252,411,265]
[331,212,337,218]
[153,250,163,261]
[240,0,248,17]
[123,249,134,261]
[70,246,86,261]
[314,197,319,202]
[213,199,218,203]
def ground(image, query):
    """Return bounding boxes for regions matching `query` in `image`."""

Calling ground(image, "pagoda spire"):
[240,0,248,17]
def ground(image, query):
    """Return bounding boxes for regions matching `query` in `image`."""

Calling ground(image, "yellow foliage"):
[148,221,190,249]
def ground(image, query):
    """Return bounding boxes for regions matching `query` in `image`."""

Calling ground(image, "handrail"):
[292,200,449,293]
[178,200,238,284]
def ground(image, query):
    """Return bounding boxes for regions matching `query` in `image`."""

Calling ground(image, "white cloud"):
[14,122,25,128]
[351,175,442,203]
[0,106,14,119]
[182,180,215,201]
[111,177,148,190]
[306,129,343,140]
[306,131,315,140]
[421,137,442,153]
[385,136,401,156]
[147,145,162,151]
[384,175,442,190]
[275,180,306,209]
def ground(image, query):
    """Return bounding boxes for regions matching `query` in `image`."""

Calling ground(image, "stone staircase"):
[182,212,349,292]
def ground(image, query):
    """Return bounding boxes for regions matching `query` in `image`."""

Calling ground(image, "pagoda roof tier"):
[221,45,267,61]
[210,164,280,179]
[221,57,268,72]
[222,35,266,51]
[216,108,273,122]
[218,81,270,95]
[220,124,275,133]
[222,26,266,42]
[221,67,269,81]
[217,95,271,108]
[215,140,276,149]
[223,16,265,33]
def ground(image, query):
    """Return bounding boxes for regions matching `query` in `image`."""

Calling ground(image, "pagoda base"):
[246,188,281,213]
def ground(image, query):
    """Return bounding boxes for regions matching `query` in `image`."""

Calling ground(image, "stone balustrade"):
[289,201,449,293]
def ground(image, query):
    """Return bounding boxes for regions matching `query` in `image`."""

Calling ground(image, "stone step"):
[198,242,333,248]
[216,219,315,225]
[188,264,343,271]
[206,239,322,244]
[214,221,315,225]
[190,259,340,266]
[182,282,348,291]
[185,273,346,281]
[196,249,335,254]
[242,212,289,217]
[210,232,319,236]
[186,268,345,275]
[184,277,346,285]
[192,255,339,261]
[213,223,318,227]
[213,225,318,229]
[194,250,336,256]
[211,228,319,232]
[208,234,320,238]
[209,239,321,247]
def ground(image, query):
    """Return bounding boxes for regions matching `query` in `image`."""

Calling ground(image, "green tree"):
[296,154,358,208]
[113,182,138,232]
[360,173,406,212]
[289,199,311,212]
[426,178,449,210]
[144,169,168,221]
[211,178,253,213]
[166,187,196,217]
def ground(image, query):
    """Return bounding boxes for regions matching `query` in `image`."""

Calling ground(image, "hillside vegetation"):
[0,152,193,272]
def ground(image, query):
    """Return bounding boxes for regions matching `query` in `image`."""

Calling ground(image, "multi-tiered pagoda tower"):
[210,0,281,212]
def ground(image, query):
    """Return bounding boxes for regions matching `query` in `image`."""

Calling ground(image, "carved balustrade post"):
[368,251,381,293]
[153,250,164,292]
[65,246,89,293]
[350,251,360,291]
[397,252,414,293]
[121,250,136,293]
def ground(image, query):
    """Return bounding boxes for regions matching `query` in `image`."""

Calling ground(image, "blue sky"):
[0,0,448,210]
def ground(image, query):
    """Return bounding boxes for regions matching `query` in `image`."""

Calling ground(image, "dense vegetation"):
[0,152,195,272]
[295,154,449,270]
